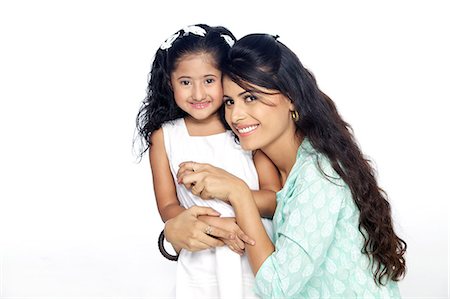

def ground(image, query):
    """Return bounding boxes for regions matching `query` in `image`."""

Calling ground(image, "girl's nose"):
[192,83,206,101]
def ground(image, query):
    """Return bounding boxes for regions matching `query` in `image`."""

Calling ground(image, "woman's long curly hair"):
[223,34,406,285]
[135,24,236,158]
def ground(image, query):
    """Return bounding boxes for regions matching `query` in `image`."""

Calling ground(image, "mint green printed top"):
[254,139,401,299]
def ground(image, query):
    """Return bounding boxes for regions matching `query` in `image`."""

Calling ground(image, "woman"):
[167,33,407,298]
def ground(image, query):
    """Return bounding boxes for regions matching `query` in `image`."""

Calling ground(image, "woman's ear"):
[288,100,296,112]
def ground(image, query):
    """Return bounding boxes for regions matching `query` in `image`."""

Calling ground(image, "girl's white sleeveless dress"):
[162,118,273,299]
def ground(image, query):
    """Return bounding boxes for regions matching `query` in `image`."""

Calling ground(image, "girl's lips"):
[190,102,211,109]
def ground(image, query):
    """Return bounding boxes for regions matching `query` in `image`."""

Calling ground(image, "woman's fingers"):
[178,161,209,173]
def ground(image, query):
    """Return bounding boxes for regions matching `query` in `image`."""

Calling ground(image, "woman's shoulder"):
[292,140,346,192]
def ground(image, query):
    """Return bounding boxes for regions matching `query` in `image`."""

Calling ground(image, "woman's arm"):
[252,150,281,218]
[150,129,229,251]
[177,162,275,271]
[178,160,348,298]
[229,185,275,272]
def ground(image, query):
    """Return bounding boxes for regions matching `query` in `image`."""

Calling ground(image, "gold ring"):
[204,225,212,235]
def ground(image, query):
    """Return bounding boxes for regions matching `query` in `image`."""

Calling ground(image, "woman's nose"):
[229,101,246,124]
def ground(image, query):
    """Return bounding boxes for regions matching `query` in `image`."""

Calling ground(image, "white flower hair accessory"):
[160,32,180,50]
[182,25,206,37]
[221,34,235,47]
[160,25,207,51]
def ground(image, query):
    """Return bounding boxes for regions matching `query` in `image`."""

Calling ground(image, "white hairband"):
[160,26,235,50]
[221,34,235,47]
[160,25,206,50]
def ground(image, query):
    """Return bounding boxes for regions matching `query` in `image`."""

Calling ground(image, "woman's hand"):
[177,161,249,204]
[199,216,256,255]
[164,206,235,252]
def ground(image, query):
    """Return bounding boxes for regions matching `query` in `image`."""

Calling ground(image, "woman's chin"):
[239,141,258,151]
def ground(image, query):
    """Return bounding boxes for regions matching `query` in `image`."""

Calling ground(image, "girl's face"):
[171,53,223,121]
[223,76,296,151]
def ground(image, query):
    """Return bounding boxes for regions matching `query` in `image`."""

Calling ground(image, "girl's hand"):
[164,206,235,252]
[199,216,255,255]
[177,161,249,203]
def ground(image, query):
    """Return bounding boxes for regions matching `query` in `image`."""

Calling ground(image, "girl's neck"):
[262,132,303,186]
[184,114,226,136]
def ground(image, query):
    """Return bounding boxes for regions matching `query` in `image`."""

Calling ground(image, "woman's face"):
[222,76,296,151]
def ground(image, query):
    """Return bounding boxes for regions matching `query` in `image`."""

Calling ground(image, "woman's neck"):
[262,132,303,186]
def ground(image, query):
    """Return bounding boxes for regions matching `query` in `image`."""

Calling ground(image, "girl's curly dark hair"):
[223,33,407,285]
[134,24,236,158]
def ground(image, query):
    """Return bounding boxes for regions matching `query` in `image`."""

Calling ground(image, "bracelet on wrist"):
[158,229,178,261]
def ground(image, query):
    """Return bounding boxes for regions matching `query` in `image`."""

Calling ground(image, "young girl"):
[135,25,279,299]
[172,33,407,298]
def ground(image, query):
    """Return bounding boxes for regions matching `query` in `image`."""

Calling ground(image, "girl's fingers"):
[200,235,225,249]
[223,240,244,255]
[190,206,221,217]
[235,235,245,250]
[186,238,223,251]
[237,230,256,246]
[203,224,235,241]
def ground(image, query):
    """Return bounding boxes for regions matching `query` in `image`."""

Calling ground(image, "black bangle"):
[158,230,178,261]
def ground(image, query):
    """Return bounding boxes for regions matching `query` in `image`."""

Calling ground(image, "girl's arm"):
[251,150,281,218]
[149,129,185,222]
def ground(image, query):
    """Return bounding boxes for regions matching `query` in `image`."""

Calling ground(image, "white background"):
[0,1,448,298]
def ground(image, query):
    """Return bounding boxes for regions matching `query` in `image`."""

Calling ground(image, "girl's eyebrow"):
[176,74,218,80]
[176,76,191,80]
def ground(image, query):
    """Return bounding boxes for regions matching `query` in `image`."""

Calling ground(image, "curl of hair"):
[135,24,236,158]
[223,34,407,285]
